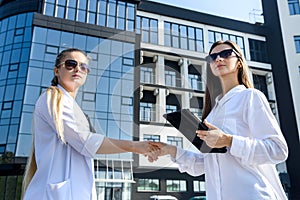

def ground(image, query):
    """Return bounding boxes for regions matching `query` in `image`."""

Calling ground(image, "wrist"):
[167,145,177,158]
[226,134,233,147]
[130,141,138,153]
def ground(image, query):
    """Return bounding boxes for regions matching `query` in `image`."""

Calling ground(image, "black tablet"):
[163,109,227,153]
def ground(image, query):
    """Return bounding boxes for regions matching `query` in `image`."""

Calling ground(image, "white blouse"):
[23,85,104,200]
[173,85,288,200]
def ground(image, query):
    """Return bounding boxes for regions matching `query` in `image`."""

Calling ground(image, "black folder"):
[163,109,227,153]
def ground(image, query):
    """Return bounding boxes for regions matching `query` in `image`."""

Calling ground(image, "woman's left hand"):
[133,141,161,162]
[196,120,233,148]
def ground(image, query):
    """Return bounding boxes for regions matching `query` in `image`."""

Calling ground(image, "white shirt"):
[24,85,104,200]
[173,85,288,200]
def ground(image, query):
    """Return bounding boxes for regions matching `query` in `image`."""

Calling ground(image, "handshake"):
[133,141,177,162]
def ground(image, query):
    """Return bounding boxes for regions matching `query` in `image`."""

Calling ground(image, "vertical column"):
[180,58,190,109]
[155,55,166,122]
[158,17,164,46]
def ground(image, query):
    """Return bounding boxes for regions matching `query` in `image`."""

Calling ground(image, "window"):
[83,92,95,101]
[165,70,177,87]
[141,67,155,84]
[164,22,204,52]
[193,180,206,192]
[140,102,155,121]
[253,74,269,99]
[208,31,245,55]
[136,16,158,44]
[9,64,19,71]
[249,39,269,63]
[166,180,186,192]
[188,64,203,91]
[2,101,13,110]
[137,179,159,192]
[188,74,203,90]
[167,136,183,148]
[166,105,177,114]
[43,0,136,31]
[288,0,300,15]
[0,145,5,154]
[190,97,203,119]
[140,90,156,121]
[269,102,277,115]
[294,36,300,53]
[144,134,160,142]
[166,94,181,113]
[190,107,202,119]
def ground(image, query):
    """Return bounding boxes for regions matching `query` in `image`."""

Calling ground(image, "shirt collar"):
[57,84,74,100]
[215,85,246,106]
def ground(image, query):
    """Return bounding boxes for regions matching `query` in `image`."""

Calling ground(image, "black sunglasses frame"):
[57,59,90,74]
[205,49,240,63]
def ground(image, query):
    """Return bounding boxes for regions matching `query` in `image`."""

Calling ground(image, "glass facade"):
[15,26,136,159]
[43,0,135,31]
[0,13,33,155]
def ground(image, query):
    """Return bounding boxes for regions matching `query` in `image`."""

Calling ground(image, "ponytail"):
[46,86,65,143]
[21,142,36,199]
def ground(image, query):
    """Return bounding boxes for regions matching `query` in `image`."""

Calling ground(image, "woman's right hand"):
[148,142,177,159]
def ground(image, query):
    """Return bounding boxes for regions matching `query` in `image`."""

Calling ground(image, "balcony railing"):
[94,157,135,183]
[140,74,156,84]
[140,109,156,122]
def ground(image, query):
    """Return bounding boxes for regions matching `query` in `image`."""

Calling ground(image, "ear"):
[54,67,59,76]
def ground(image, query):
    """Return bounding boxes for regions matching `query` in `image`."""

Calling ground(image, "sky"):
[148,0,263,23]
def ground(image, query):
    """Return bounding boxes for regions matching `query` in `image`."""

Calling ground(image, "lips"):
[216,64,225,69]
[72,74,81,78]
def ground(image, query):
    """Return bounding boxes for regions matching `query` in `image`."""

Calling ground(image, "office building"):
[0,0,298,199]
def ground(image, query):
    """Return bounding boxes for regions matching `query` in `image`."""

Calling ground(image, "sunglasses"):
[57,59,90,74]
[205,49,240,63]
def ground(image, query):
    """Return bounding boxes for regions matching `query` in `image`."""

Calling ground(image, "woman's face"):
[209,44,240,78]
[54,51,89,93]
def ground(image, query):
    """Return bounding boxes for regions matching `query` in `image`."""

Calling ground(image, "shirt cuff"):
[81,133,104,158]
[230,135,246,158]
[170,147,186,163]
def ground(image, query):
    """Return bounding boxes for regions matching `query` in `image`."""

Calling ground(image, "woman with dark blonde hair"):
[22,48,160,200]
[155,40,288,200]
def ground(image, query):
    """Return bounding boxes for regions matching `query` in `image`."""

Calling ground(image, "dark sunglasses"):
[205,49,240,63]
[57,59,90,74]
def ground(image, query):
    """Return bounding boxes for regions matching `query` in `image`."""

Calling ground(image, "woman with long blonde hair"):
[154,40,288,200]
[22,48,160,200]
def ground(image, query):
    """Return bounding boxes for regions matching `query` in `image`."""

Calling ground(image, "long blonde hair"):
[22,48,86,198]
[202,40,253,120]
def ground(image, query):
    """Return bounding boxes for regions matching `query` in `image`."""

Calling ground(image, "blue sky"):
[148,0,263,23]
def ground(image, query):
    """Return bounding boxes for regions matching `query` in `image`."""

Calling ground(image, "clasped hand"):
[196,120,232,148]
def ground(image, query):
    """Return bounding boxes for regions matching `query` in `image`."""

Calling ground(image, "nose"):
[74,64,80,72]
[215,55,223,62]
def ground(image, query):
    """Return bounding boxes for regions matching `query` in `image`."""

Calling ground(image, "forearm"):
[96,138,135,154]
[165,144,177,158]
